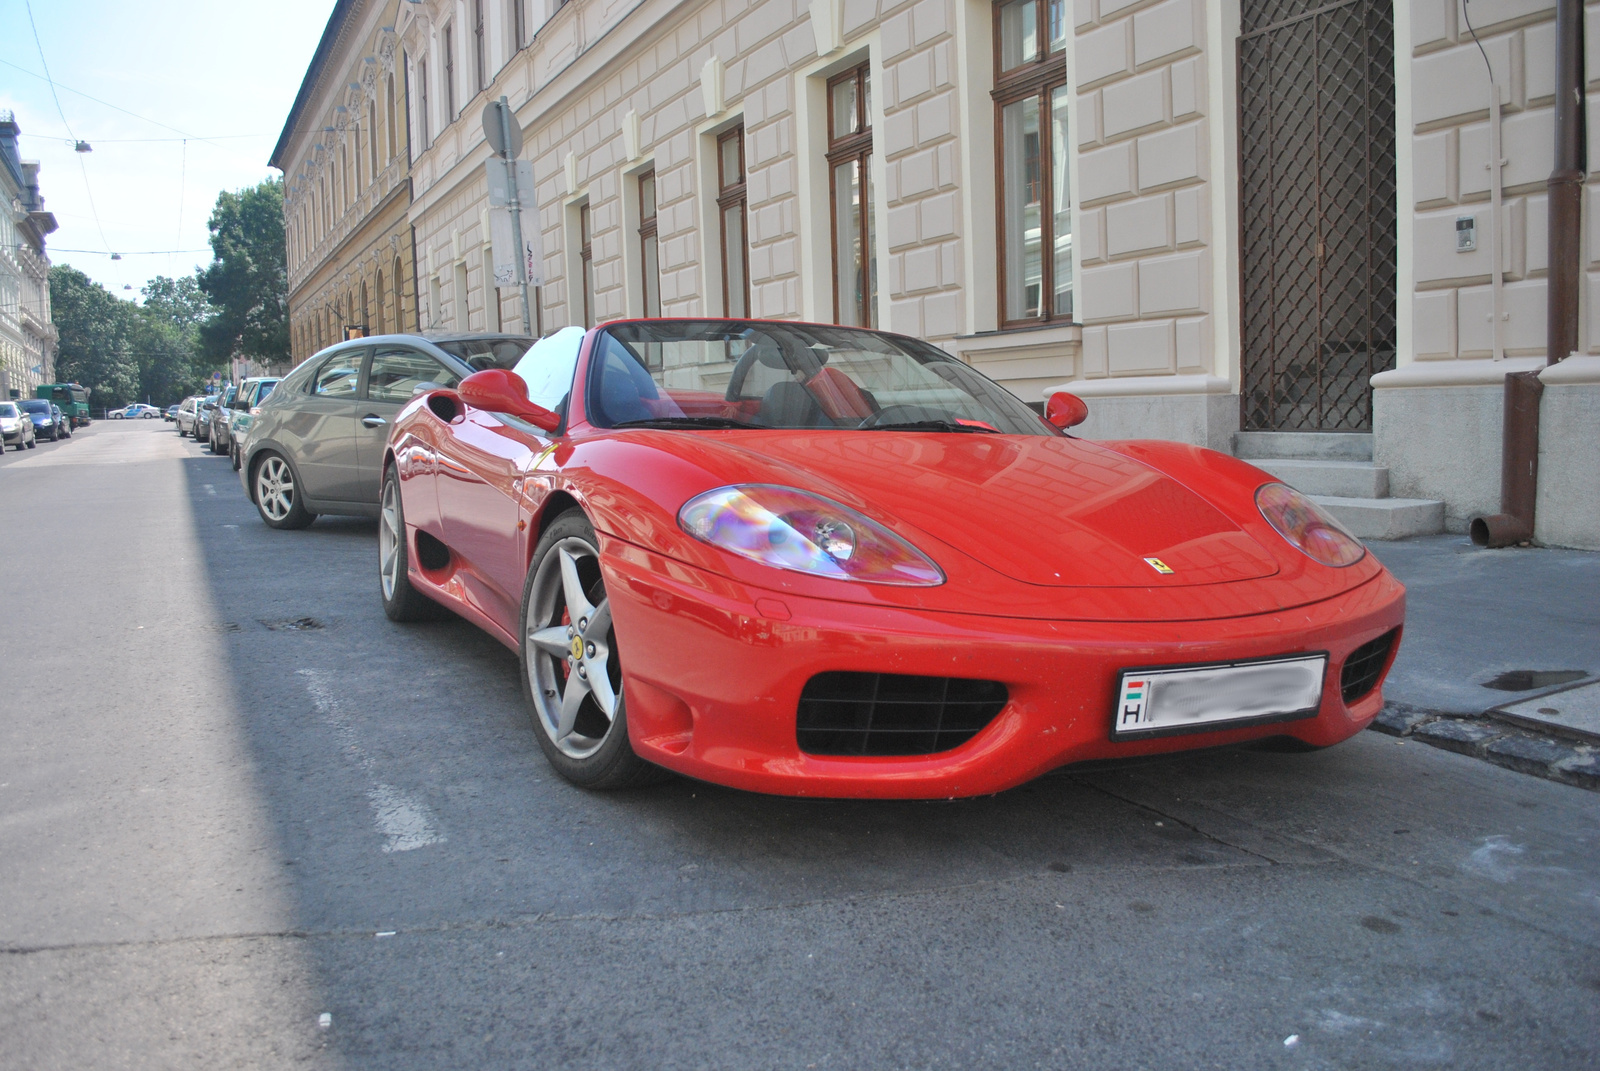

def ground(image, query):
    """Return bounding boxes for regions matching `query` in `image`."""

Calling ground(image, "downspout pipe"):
[1471,0,1584,547]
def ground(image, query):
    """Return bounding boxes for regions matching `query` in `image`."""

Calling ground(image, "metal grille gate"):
[1238,0,1397,431]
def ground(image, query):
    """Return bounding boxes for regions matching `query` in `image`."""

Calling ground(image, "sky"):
[0,0,335,301]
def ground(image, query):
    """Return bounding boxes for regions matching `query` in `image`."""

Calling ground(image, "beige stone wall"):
[1072,0,1214,381]
[398,0,1081,399]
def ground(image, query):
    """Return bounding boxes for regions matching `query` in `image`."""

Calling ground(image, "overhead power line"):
[52,248,211,255]
[0,56,247,145]
[25,0,112,255]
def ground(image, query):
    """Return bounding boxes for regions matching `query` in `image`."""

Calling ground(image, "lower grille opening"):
[414,529,452,572]
[1341,628,1399,704]
[796,672,1008,757]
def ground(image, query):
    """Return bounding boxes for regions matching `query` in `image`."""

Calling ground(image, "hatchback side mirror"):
[1045,391,1089,430]
[458,369,562,432]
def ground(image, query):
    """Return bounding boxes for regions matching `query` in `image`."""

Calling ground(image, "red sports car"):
[379,319,1404,798]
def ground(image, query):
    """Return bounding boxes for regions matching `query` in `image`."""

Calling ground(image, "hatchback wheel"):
[252,452,315,530]
[520,510,663,789]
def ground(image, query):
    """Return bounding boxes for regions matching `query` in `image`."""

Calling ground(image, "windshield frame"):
[581,319,1056,437]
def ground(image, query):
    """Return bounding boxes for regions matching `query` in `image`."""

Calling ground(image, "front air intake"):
[796,672,1008,756]
[1341,628,1399,704]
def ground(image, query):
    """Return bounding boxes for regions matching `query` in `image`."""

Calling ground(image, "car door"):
[356,344,462,507]
[286,349,365,502]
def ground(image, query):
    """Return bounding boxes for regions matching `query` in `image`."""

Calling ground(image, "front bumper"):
[2,426,27,444]
[602,538,1406,798]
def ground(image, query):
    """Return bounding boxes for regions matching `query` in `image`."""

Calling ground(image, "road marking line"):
[298,668,445,853]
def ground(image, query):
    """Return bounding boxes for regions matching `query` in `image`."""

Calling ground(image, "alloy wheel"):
[255,456,295,522]
[379,479,402,600]
[525,537,622,760]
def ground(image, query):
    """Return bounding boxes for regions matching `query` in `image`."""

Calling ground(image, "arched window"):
[375,268,386,333]
[360,279,370,333]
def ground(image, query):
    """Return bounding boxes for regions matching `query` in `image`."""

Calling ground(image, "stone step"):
[1250,458,1390,498]
[1233,431,1373,461]
[1312,495,1446,541]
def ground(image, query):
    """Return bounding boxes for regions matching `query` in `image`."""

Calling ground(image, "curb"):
[1369,704,1600,792]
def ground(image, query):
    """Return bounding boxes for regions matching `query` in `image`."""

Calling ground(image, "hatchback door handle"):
[361,415,387,428]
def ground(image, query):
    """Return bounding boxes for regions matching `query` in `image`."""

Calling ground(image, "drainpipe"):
[1470,0,1584,547]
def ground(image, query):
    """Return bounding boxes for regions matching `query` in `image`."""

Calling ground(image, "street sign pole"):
[494,97,534,336]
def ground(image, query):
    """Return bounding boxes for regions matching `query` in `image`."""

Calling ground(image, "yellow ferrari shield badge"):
[1143,557,1175,575]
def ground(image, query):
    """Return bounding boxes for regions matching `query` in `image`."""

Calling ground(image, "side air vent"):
[427,392,461,422]
[1341,628,1399,704]
[796,672,1008,757]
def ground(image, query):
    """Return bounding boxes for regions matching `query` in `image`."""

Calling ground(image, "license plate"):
[1112,654,1327,738]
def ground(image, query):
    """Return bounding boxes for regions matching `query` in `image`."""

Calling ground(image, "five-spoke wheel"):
[252,452,315,530]
[520,510,660,787]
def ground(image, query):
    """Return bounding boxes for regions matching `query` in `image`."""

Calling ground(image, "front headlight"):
[1256,482,1365,567]
[679,484,944,586]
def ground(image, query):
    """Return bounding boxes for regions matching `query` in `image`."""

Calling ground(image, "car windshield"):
[587,320,1052,435]
[20,400,49,414]
[433,336,538,371]
[0,403,18,418]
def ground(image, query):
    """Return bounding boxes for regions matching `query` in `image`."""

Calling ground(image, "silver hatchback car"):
[239,332,535,529]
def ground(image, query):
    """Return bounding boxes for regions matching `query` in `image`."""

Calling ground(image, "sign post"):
[483,96,536,336]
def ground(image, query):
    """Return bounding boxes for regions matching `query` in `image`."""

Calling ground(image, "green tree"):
[135,275,215,404]
[49,265,139,408]
[198,178,288,367]
[141,274,212,332]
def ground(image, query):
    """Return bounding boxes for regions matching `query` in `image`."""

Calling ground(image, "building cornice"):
[271,0,367,171]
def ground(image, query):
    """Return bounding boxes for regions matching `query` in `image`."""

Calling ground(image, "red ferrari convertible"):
[379,319,1404,797]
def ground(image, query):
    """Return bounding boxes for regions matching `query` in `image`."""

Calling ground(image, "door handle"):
[361,415,387,428]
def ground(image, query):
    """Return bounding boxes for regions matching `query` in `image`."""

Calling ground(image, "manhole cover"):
[1482,669,1588,692]
[260,617,324,632]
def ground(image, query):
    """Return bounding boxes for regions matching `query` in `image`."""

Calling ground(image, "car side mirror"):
[457,369,562,432]
[1044,391,1089,431]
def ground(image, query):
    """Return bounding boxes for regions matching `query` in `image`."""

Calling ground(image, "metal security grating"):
[1238,0,1397,431]
[1341,628,1398,704]
[796,672,1009,756]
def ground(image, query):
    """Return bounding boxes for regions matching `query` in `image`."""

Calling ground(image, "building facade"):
[0,112,58,400]
[282,0,1599,550]
[273,0,418,363]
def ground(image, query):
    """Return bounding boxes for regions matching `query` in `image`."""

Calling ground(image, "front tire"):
[520,510,663,789]
[251,452,316,530]
[378,466,446,622]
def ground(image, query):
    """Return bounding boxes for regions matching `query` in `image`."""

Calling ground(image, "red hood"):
[652,431,1281,588]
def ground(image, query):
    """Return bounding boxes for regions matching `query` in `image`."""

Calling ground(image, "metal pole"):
[497,96,534,336]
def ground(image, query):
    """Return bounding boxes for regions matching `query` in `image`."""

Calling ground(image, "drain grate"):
[1482,669,1588,692]
[260,617,325,632]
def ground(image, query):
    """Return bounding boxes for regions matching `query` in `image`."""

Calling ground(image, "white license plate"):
[1112,654,1328,738]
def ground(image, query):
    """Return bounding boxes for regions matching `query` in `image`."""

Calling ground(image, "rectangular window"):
[579,203,595,327]
[512,0,526,48]
[717,126,749,318]
[369,102,379,177]
[994,0,1071,325]
[828,64,875,328]
[638,171,660,317]
[386,75,398,159]
[417,60,430,146]
[484,249,502,330]
[474,0,487,92]
[453,261,470,328]
[443,24,457,120]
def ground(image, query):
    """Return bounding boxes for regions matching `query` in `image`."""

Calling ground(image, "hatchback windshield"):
[0,403,18,418]
[19,400,49,414]
[434,336,538,370]
[587,321,1051,435]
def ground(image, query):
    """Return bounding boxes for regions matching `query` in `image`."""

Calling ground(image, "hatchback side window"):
[366,347,460,402]
[313,353,362,397]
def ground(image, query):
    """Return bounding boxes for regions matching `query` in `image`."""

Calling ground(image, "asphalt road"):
[2,420,1597,1070]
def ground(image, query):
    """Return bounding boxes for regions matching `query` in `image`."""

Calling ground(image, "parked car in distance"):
[51,404,71,438]
[111,403,161,420]
[241,332,535,528]
[175,396,204,436]
[17,399,67,441]
[227,376,281,470]
[164,404,180,421]
[0,401,37,449]
[205,383,238,455]
[192,395,220,439]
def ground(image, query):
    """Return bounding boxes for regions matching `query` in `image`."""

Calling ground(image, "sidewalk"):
[1365,534,1600,790]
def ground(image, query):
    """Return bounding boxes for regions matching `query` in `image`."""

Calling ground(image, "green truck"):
[36,383,91,428]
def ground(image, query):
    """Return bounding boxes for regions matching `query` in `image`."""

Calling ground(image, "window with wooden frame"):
[993,0,1070,326]
[717,127,749,318]
[638,170,661,317]
[443,23,457,120]
[511,0,526,50]
[828,63,876,328]
[417,60,430,147]
[473,0,487,92]
[579,202,595,327]
[368,101,379,177]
